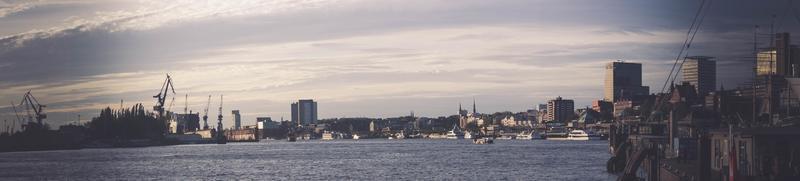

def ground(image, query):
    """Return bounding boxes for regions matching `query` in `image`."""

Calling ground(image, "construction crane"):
[153,74,176,118]
[203,95,211,130]
[19,91,46,126]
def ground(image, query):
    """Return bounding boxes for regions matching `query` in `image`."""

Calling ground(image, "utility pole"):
[753,25,758,125]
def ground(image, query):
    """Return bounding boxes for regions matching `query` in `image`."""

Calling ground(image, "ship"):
[516,131,542,140]
[446,125,464,139]
[566,130,602,141]
[545,127,569,141]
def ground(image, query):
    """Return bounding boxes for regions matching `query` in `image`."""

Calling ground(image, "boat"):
[516,131,536,140]
[446,125,464,139]
[545,127,569,141]
[473,137,494,144]
[464,131,474,139]
[394,131,406,139]
[321,131,335,140]
[566,130,602,141]
[352,134,360,140]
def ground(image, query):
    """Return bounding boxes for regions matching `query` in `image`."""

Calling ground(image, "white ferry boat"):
[446,125,464,139]
[566,130,602,141]
[545,127,569,141]
[517,131,542,140]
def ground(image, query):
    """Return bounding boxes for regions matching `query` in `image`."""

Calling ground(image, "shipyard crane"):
[153,74,176,118]
[19,91,46,126]
[203,95,211,130]
[217,95,224,130]
[9,101,21,134]
[216,95,227,144]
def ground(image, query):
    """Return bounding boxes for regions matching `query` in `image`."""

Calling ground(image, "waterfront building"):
[291,99,318,126]
[604,61,650,102]
[546,96,574,123]
[231,110,241,130]
[682,56,716,96]
[591,100,613,122]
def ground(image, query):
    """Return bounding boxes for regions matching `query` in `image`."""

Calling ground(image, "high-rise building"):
[682,56,716,96]
[546,96,574,123]
[538,104,547,111]
[604,61,650,102]
[231,110,241,129]
[758,33,800,77]
[291,99,318,126]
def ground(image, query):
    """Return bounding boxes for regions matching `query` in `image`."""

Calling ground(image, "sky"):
[1,0,799,129]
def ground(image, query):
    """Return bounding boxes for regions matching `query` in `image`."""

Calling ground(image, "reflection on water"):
[0,139,616,180]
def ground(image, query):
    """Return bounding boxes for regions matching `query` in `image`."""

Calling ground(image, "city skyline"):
[2,0,800,128]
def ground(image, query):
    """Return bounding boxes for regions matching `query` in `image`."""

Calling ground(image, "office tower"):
[682,56,716,96]
[546,96,574,123]
[291,99,318,126]
[604,61,650,102]
[231,110,241,129]
[758,32,800,77]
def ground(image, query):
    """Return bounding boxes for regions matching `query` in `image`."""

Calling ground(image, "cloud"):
[2,0,797,128]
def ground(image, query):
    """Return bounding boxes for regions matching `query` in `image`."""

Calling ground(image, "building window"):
[738,141,748,175]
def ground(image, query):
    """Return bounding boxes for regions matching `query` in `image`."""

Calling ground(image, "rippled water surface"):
[0,139,616,180]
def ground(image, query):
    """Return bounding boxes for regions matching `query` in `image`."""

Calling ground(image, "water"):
[0,139,616,180]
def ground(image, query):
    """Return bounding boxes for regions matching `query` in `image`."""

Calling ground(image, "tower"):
[472,98,477,114]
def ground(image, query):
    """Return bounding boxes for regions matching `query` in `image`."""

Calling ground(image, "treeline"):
[86,104,165,140]
[0,103,169,152]
[0,123,79,152]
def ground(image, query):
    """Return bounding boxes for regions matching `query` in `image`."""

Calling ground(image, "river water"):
[0,139,616,180]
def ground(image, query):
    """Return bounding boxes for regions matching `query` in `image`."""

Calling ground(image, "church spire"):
[472,97,477,114]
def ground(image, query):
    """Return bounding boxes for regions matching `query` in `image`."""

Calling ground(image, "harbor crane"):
[217,95,224,130]
[9,101,21,133]
[153,74,176,118]
[216,95,226,144]
[19,91,46,126]
[203,95,211,130]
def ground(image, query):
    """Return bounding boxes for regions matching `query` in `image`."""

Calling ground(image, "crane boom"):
[19,91,46,126]
[153,74,176,118]
[203,95,211,130]
[217,95,224,128]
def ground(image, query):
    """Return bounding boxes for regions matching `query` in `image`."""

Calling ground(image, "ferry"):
[545,127,569,141]
[321,131,335,140]
[446,125,464,139]
[352,134,360,140]
[566,130,602,141]
[516,131,542,140]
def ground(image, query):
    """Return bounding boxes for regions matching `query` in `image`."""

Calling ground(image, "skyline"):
[1,0,799,128]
